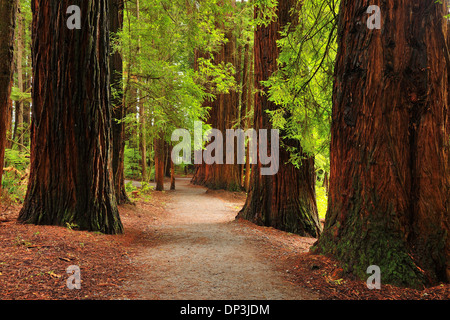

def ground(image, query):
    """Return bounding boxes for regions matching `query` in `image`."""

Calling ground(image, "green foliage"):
[65,222,79,231]
[1,171,26,204]
[1,149,30,203]
[253,0,278,26]
[265,0,338,172]
[124,143,142,180]
[111,0,246,180]
[125,181,138,194]
[10,86,31,104]
[124,180,153,202]
[4,148,29,171]
[195,57,237,95]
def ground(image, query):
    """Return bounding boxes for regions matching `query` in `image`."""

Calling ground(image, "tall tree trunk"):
[19,0,123,234]
[148,141,154,181]
[0,0,17,198]
[110,0,131,205]
[170,144,175,190]
[213,28,241,191]
[23,73,31,145]
[135,0,147,182]
[313,0,450,286]
[242,40,253,192]
[154,133,165,191]
[139,89,147,181]
[13,3,24,149]
[190,1,242,191]
[164,141,171,178]
[237,0,321,238]
[190,50,210,186]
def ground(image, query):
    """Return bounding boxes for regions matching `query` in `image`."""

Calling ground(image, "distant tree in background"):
[0,0,18,200]
[237,0,322,238]
[110,0,132,205]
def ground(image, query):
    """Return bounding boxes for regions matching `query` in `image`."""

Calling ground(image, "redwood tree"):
[237,0,321,238]
[313,0,449,286]
[154,133,165,191]
[110,0,131,205]
[191,2,242,191]
[0,0,17,198]
[13,3,24,149]
[18,0,123,234]
[191,40,242,191]
[210,28,242,191]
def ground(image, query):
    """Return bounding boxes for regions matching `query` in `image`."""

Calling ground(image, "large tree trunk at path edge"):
[237,0,321,238]
[18,0,123,234]
[0,0,17,200]
[154,134,165,191]
[312,0,449,286]
[110,0,131,205]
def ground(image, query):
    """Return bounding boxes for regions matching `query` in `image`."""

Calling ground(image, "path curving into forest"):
[124,177,319,300]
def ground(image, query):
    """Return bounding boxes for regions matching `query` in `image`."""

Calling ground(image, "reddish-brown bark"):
[237,0,321,237]
[154,134,165,191]
[13,3,24,148]
[314,0,449,286]
[18,0,123,234]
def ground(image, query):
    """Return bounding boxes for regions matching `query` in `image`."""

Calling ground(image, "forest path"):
[124,177,319,300]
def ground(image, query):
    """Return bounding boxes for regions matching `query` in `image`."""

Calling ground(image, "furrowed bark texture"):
[313,0,449,286]
[190,49,210,186]
[13,3,24,148]
[0,0,17,198]
[241,40,253,192]
[19,0,123,234]
[154,134,165,191]
[237,0,321,238]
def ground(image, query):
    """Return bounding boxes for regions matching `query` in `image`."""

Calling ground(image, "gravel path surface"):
[124,178,319,300]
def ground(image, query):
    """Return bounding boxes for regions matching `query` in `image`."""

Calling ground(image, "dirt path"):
[124,178,319,300]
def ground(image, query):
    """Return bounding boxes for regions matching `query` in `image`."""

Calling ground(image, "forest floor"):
[0,176,448,300]
[122,177,319,300]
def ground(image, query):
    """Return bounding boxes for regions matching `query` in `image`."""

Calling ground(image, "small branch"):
[6,138,30,154]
